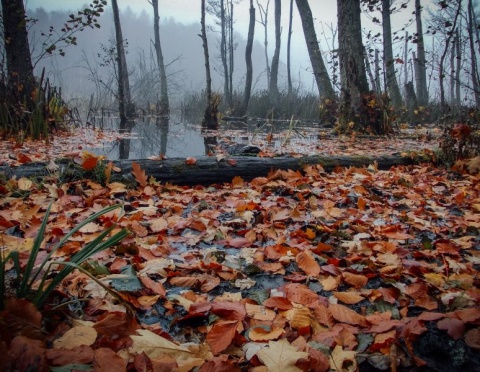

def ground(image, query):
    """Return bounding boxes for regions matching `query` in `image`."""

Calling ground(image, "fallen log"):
[0,154,425,186]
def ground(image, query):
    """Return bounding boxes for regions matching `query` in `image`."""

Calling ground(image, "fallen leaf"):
[329,345,357,372]
[329,303,367,327]
[296,251,321,277]
[333,291,364,305]
[249,326,284,342]
[205,321,240,354]
[53,326,97,349]
[437,317,465,340]
[132,161,148,187]
[256,338,308,372]
[129,329,192,359]
[185,157,197,165]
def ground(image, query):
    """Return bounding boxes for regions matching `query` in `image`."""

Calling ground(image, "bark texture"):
[295,0,335,99]
[241,0,255,115]
[269,0,281,101]
[1,155,422,186]
[152,0,170,115]
[414,0,428,106]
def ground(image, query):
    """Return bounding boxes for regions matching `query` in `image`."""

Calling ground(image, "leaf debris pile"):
[1,160,479,371]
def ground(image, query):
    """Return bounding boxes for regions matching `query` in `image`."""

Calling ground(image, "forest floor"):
[1,125,479,371]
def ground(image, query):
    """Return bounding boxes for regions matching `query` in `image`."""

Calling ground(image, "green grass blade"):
[27,204,122,290]
[18,203,52,298]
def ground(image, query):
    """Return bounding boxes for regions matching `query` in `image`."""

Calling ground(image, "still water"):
[87,115,322,160]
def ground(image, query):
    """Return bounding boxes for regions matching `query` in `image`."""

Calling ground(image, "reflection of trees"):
[118,119,135,159]
[202,122,217,155]
[158,116,169,156]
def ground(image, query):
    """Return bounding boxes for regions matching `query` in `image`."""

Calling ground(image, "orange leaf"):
[329,303,367,327]
[370,330,397,353]
[357,197,367,210]
[131,161,147,187]
[333,291,364,305]
[211,301,246,321]
[263,296,293,311]
[82,156,98,171]
[342,271,368,289]
[139,275,166,297]
[249,326,284,342]
[284,283,319,305]
[232,176,244,188]
[296,251,321,277]
[185,157,197,165]
[205,321,239,354]
[320,276,340,291]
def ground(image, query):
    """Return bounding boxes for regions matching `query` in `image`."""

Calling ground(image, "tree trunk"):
[364,47,377,94]
[1,155,422,186]
[414,0,428,106]
[404,31,409,88]
[375,49,381,94]
[287,0,294,95]
[220,0,230,106]
[200,0,217,130]
[439,0,462,111]
[112,0,134,122]
[256,0,271,88]
[151,0,170,116]
[241,0,255,115]
[467,0,480,107]
[269,0,281,101]
[295,0,335,100]
[1,0,35,113]
[382,0,402,108]
[455,29,461,106]
[337,0,369,130]
[228,1,234,105]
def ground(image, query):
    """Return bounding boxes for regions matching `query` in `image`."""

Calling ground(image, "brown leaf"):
[333,291,364,305]
[329,303,367,327]
[232,175,244,188]
[249,326,284,342]
[46,345,94,366]
[93,312,140,338]
[205,321,239,354]
[139,275,166,297]
[93,348,127,372]
[9,336,46,372]
[211,301,246,321]
[263,296,293,311]
[132,161,148,187]
[342,271,368,289]
[3,299,42,340]
[199,354,242,372]
[437,317,465,340]
[53,326,97,349]
[465,328,480,349]
[296,251,321,277]
[82,155,98,171]
[284,283,319,305]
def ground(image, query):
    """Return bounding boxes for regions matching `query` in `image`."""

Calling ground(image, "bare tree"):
[240,0,255,115]
[438,0,462,110]
[269,0,281,100]
[150,0,170,115]
[256,0,271,87]
[200,0,218,129]
[295,0,335,99]
[467,0,480,106]
[287,0,294,94]
[381,0,403,107]
[414,0,428,106]
[112,0,134,122]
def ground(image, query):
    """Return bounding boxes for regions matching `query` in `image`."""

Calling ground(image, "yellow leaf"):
[329,345,357,372]
[17,177,32,191]
[256,338,308,372]
[53,326,97,349]
[129,329,192,359]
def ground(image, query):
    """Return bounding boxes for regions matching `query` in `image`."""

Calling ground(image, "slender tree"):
[414,0,428,106]
[220,0,231,105]
[150,0,170,115]
[256,0,271,87]
[111,0,134,123]
[467,0,480,106]
[295,0,335,99]
[200,0,218,129]
[269,0,281,100]
[287,0,294,95]
[381,0,403,107]
[241,0,256,115]
[438,0,462,110]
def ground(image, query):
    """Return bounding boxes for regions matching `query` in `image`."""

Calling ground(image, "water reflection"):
[88,114,322,160]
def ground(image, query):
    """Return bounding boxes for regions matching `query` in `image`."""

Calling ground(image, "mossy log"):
[0,154,425,186]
